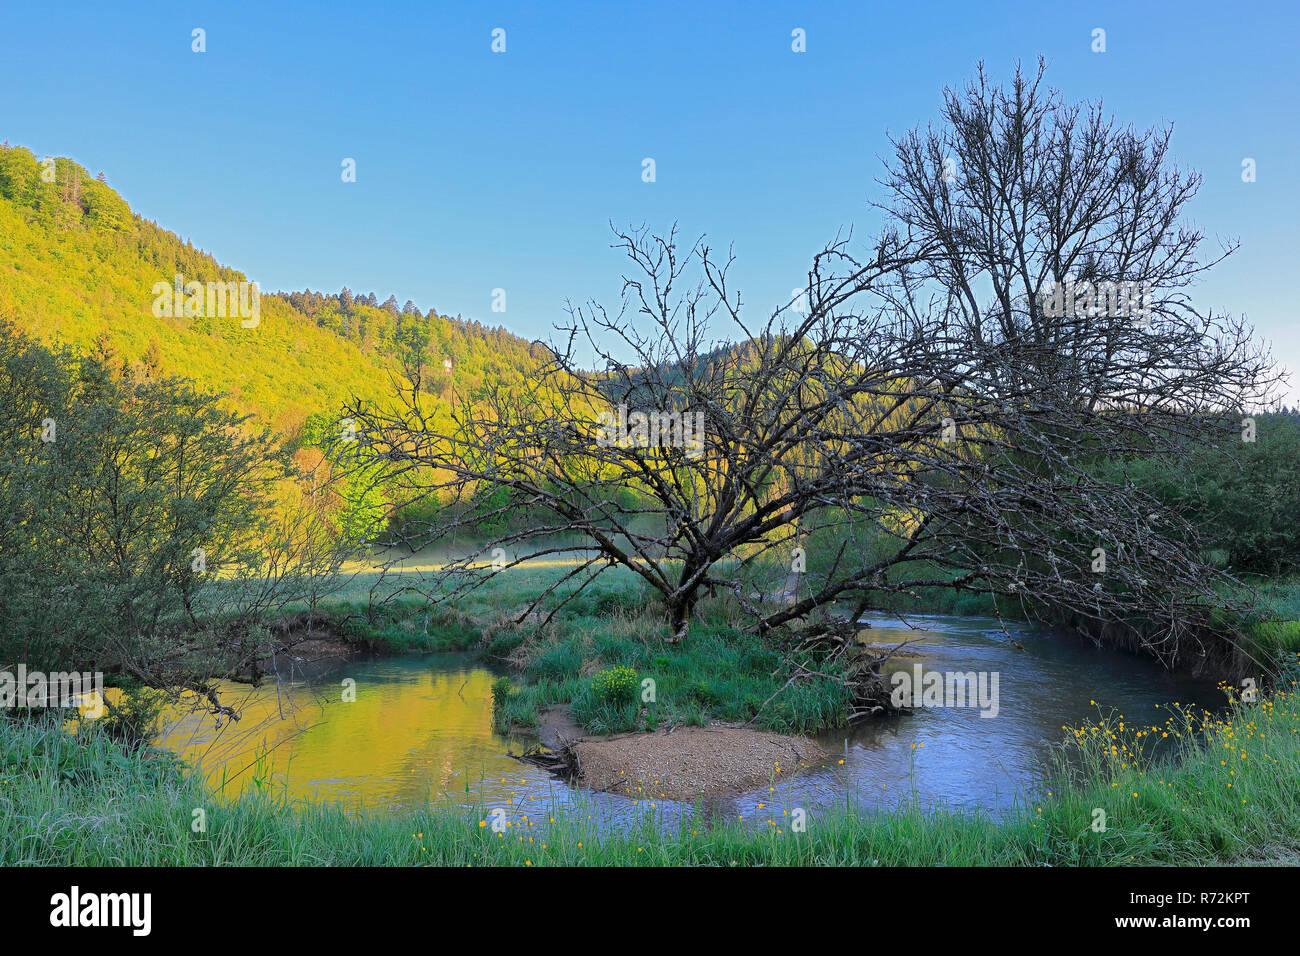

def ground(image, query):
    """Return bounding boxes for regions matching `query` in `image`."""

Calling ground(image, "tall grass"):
[1238,578,1300,662]
[489,607,855,736]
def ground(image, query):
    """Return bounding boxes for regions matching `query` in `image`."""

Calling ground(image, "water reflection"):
[156,617,1227,826]
[158,656,547,811]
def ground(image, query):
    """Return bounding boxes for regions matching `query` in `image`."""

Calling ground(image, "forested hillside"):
[0,143,544,438]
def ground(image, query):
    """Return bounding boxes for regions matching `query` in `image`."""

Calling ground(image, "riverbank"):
[4,672,1297,866]
[308,561,1300,747]
[317,563,873,737]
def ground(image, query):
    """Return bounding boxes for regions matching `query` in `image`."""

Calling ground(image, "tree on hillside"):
[1107,414,1300,576]
[341,63,1276,670]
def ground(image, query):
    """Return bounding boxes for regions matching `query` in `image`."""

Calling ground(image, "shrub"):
[490,676,515,721]
[591,666,638,706]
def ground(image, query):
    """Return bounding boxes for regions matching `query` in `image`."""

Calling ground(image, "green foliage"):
[97,686,168,748]
[300,412,390,546]
[0,143,544,454]
[463,569,861,735]
[1232,578,1300,666]
[472,485,512,535]
[530,643,583,680]
[0,323,304,690]
[0,142,562,553]
[490,676,515,720]
[489,675,538,730]
[1102,414,1300,575]
[570,692,638,735]
[591,665,638,705]
[328,600,480,653]
[280,287,542,406]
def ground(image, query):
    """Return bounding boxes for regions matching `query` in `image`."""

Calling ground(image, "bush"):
[591,666,638,706]
[0,323,324,695]
[98,687,167,749]
[1103,414,1300,575]
[490,676,539,730]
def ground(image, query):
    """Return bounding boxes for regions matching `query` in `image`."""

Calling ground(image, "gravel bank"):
[572,725,825,800]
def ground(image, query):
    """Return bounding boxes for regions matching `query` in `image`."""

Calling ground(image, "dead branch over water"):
[340,61,1279,676]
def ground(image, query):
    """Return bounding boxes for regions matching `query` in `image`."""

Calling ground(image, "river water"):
[156,614,1226,825]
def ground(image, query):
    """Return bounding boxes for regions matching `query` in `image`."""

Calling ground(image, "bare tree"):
[342,63,1277,671]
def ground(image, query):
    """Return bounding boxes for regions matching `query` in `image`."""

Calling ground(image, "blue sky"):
[2,0,1298,397]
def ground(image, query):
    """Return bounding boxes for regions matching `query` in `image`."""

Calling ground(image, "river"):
[155,614,1227,826]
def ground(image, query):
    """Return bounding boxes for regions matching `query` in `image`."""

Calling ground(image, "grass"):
[480,599,856,736]
[303,539,1300,740]
[4,667,1298,866]
[1237,578,1300,663]
[323,597,482,654]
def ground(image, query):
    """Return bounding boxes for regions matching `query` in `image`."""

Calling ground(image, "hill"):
[0,143,544,439]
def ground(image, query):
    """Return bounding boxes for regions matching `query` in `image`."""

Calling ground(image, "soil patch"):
[536,705,586,749]
[277,636,355,665]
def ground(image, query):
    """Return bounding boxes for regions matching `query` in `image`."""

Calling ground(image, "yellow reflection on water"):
[155,658,529,809]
